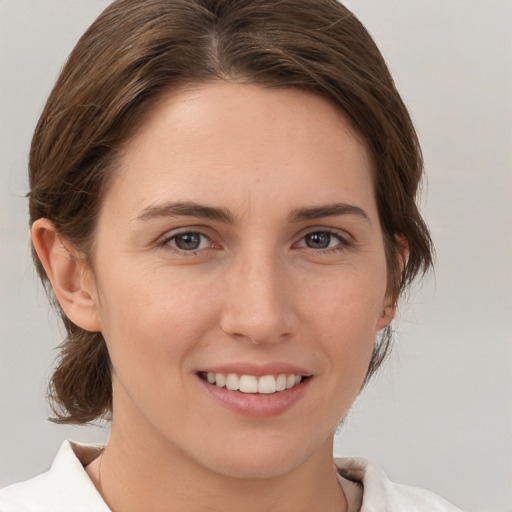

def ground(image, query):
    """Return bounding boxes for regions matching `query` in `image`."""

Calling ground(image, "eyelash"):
[159,228,352,256]
[294,230,351,254]
[160,230,215,255]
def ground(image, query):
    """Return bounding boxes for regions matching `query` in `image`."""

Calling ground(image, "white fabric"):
[0,441,463,511]
[334,458,463,512]
[0,442,109,512]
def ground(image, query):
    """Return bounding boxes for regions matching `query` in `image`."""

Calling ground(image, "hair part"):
[29,0,433,424]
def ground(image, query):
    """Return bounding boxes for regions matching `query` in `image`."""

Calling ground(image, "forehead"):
[109,81,377,221]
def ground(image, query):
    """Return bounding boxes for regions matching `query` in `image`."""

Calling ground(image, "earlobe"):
[376,302,396,331]
[31,218,101,332]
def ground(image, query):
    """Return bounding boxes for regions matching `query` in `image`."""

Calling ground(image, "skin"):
[33,81,396,512]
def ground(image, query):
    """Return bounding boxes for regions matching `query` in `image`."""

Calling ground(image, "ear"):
[377,301,397,331]
[376,302,396,331]
[376,234,409,331]
[31,218,101,332]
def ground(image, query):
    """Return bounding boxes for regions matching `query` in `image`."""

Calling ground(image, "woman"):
[0,0,463,510]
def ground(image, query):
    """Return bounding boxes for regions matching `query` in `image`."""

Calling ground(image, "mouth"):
[198,371,311,394]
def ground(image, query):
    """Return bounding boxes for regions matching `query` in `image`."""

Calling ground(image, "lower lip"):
[198,376,311,417]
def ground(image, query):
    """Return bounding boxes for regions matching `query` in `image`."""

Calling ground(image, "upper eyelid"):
[159,226,214,242]
[165,230,210,241]
[294,226,353,242]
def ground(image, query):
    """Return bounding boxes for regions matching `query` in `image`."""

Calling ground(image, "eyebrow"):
[288,203,371,224]
[136,201,236,223]
[136,200,370,225]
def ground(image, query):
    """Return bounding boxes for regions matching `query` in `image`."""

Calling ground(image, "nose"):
[219,250,298,345]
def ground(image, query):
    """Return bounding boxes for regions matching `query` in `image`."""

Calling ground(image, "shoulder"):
[0,441,109,512]
[335,457,465,512]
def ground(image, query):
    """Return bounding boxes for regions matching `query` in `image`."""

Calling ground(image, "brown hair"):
[29,0,433,424]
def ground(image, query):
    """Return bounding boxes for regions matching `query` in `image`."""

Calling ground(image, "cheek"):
[306,263,387,330]
[304,266,387,372]
[94,264,218,375]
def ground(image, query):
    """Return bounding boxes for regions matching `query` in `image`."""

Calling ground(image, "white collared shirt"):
[0,441,463,511]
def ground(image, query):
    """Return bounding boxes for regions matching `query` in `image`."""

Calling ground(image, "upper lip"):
[199,362,312,377]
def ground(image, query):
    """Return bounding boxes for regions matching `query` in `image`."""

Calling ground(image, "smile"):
[200,372,304,394]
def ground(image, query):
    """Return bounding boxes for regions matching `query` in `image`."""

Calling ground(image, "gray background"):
[1,1,511,511]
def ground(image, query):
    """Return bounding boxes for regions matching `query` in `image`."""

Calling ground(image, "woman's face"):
[87,82,393,478]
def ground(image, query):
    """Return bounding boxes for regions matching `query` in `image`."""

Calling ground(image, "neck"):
[90,423,346,512]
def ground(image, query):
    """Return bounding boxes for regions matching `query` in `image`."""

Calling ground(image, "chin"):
[207,455,300,481]
[195,436,321,481]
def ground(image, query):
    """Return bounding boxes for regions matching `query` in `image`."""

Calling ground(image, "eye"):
[164,231,212,252]
[296,230,349,251]
[304,231,335,249]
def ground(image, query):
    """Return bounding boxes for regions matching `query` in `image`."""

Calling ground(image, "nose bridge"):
[219,245,295,343]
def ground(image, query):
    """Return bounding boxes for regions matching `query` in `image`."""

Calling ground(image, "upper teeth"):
[206,373,302,394]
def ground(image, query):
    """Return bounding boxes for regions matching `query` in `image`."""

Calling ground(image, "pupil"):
[306,232,330,249]
[175,233,200,250]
